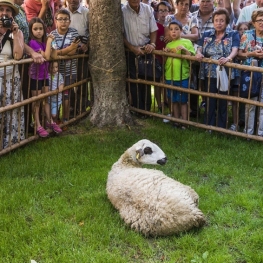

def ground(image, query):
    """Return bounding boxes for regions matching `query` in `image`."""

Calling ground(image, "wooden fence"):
[1,50,263,156]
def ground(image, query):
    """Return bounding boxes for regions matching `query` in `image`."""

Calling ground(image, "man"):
[122,0,158,114]
[236,0,263,25]
[66,0,89,114]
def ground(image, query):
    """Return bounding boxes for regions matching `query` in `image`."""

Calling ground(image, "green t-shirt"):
[165,38,195,81]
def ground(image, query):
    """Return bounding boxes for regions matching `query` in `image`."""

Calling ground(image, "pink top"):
[24,0,55,33]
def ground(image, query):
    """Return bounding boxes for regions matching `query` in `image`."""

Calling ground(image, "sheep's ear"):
[136,148,144,160]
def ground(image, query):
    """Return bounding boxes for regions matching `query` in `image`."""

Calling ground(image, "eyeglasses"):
[255,19,263,23]
[158,10,169,13]
[56,18,70,22]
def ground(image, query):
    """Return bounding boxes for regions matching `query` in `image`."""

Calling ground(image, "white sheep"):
[106,139,206,237]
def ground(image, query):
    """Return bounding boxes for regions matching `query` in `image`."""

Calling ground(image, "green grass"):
[1,118,263,263]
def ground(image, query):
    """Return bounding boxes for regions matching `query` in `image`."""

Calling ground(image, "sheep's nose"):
[157,157,167,165]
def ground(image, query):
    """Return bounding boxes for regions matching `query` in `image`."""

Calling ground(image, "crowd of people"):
[1,0,263,150]
[0,0,89,149]
[123,0,263,137]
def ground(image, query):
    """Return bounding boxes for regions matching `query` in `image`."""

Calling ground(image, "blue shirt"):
[198,29,240,79]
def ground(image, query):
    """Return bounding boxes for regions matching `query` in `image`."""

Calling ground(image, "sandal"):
[37,126,49,137]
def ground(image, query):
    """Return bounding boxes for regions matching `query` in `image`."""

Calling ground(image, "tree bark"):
[88,0,133,127]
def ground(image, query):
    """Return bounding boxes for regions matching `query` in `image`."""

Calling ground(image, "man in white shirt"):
[236,0,263,24]
[122,0,158,114]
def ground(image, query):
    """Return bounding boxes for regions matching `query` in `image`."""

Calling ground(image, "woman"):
[196,8,240,129]
[164,0,199,43]
[238,8,263,136]
[0,0,25,149]
[24,0,55,33]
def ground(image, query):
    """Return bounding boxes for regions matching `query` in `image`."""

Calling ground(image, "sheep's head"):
[134,139,167,165]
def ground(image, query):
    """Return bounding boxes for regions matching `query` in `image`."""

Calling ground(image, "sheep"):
[106,139,206,237]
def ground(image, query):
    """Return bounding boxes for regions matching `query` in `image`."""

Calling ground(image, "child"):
[236,22,249,37]
[164,21,195,129]
[28,17,62,137]
[48,9,80,123]
[48,61,64,123]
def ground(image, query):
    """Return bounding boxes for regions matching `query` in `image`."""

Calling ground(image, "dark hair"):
[49,61,59,74]
[212,8,230,25]
[176,0,192,12]
[169,20,183,30]
[55,8,71,19]
[236,22,250,31]
[157,1,172,12]
[162,0,176,13]
[28,17,47,43]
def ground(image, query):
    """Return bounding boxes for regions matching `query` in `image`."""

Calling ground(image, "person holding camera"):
[0,0,25,149]
[49,8,80,123]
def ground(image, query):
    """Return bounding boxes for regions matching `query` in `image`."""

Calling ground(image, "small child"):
[48,61,64,123]
[164,21,195,129]
[236,22,249,37]
[28,17,62,137]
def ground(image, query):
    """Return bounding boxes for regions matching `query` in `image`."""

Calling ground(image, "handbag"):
[136,54,162,80]
[216,65,229,92]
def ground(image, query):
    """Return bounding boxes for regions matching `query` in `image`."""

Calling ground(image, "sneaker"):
[163,113,171,123]
[229,124,237,131]
[47,122,62,134]
[37,126,49,137]
[200,101,206,109]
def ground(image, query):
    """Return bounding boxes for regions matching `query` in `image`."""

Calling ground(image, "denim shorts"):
[166,79,189,103]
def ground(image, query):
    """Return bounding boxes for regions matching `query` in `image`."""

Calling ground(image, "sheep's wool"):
[106,139,206,237]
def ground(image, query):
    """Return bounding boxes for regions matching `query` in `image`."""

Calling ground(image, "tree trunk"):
[88,0,133,127]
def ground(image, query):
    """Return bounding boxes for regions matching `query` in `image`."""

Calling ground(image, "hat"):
[0,0,19,16]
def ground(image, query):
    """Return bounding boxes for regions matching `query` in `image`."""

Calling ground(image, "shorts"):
[50,100,62,115]
[30,79,49,91]
[63,75,76,99]
[166,79,189,103]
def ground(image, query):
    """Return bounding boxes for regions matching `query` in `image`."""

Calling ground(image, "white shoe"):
[163,114,171,123]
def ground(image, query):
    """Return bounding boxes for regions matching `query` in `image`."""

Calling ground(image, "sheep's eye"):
[144,147,153,155]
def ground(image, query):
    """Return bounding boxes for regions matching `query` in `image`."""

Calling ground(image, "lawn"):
[0,117,262,263]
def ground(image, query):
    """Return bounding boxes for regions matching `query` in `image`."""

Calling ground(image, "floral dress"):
[0,36,25,149]
[198,28,240,80]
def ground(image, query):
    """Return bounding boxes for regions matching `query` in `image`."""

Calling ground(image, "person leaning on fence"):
[122,0,158,117]
[49,8,80,123]
[163,20,195,130]
[0,0,25,149]
[28,17,62,137]
[195,8,240,130]
[238,8,263,136]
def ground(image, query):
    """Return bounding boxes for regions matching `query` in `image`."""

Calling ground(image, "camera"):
[1,16,13,28]
[73,35,88,44]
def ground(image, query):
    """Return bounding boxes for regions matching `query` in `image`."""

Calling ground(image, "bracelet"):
[150,43,156,48]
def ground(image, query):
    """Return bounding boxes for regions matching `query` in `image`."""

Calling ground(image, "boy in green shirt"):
[164,21,195,129]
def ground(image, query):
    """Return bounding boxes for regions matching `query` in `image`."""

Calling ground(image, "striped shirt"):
[50,27,78,76]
